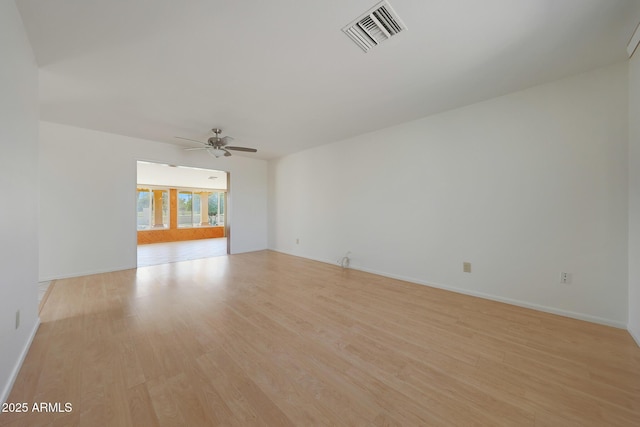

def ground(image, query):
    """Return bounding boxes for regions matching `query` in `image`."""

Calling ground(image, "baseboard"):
[269,249,626,329]
[1,318,40,405]
[230,246,269,255]
[629,326,640,347]
[269,249,339,269]
[361,265,625,328]
[38,263,137,282]
[39,280,56,314]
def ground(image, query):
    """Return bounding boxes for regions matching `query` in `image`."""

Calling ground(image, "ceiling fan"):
[176,128,257,158]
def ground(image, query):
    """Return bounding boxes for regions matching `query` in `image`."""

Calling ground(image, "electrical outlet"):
[463,262,471,273]
[560,272,571,284]
[15,310,20,329]
[296,238,299,244]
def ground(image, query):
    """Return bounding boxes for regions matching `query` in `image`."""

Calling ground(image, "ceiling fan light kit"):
[208,148,229,158]
[176,128,257,158]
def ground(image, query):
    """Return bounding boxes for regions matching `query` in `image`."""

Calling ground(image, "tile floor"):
[137,237,228,267]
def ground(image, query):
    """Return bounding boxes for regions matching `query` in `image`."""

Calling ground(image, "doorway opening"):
[136,161,229,267]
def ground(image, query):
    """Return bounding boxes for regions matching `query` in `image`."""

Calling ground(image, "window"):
[137,188,169,230]
[136,190,151,229]
[138,188,226,230]
[178,190,225,227]
[178,191,193,228]
[193,193,201,225]
[208,192,225,226]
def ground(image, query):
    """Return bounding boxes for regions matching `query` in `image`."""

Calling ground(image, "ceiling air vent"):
[342,1,406,53]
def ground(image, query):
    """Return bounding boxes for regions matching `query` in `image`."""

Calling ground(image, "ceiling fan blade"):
[225,146,257,152]
[184,147,208,151]
[223,149,232,157]
[175,136,208,146]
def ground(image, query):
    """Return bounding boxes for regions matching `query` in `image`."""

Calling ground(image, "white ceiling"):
[137,161,227,191]
[18,0,639,160]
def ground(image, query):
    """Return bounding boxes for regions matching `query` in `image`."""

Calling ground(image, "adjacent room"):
[136,161,229,267]
[2,0,640,425]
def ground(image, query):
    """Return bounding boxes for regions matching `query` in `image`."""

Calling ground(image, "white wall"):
[0,0,40,403]
[39,122,268,280]
[629,19,640,343]
[269,62,629,327]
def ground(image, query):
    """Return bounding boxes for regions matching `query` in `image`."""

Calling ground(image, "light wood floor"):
[2,251,639,426]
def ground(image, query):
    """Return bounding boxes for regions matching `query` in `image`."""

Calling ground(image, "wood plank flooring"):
[2,250,639,426]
